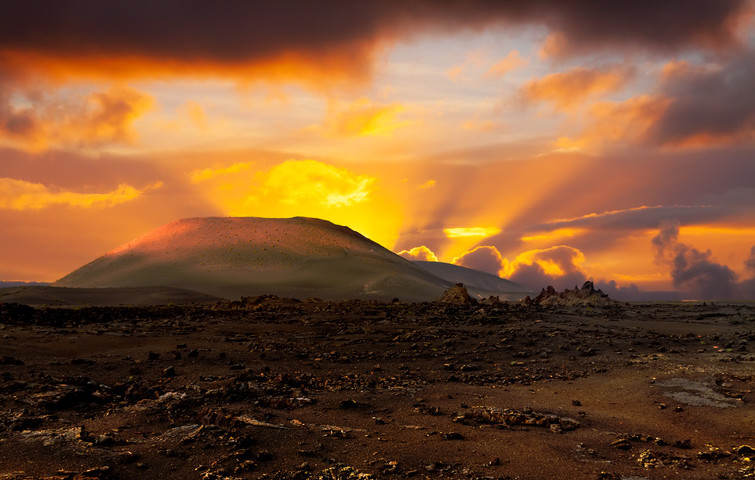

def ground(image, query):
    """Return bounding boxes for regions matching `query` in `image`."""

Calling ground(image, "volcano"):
[54,217,529,302]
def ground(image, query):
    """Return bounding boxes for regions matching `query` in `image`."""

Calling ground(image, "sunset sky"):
[2,1,755,300]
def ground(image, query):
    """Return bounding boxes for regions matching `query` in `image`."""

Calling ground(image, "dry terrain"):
[0,297,753,480]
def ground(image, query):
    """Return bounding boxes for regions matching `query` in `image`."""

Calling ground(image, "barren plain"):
[0,297,753,480]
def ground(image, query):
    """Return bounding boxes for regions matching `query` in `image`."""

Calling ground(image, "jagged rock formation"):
[525,281,623,307]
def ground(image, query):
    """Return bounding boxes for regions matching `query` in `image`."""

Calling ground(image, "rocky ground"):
[0,294,753,480]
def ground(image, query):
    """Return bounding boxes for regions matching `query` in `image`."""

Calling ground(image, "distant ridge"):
[0,285,221,306]
[0,281,50,288]
[55,217,456,302]
[412,261,532,300]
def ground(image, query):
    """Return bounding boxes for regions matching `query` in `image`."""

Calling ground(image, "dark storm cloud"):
[650,51,755,145]
[534,0,749,53]
[0,1,748,74]
[652,222,740,299]
[741,247,755,296]
[747,246,755,271]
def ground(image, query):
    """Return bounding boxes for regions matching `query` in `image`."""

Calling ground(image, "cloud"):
[461,120,502,132]
[446,48,489,81]
[648,51,755,146]
[182,101,208,130]
[452,246,505,276]
[521,66,633,111]
[504,245,589,291]
[446,64,466,82]
[555,94,671,150]
[451,244,589,290]
[560,51,755,151]
[652,221,739,299]
[533,204,722,232]
[747,246,755,272]
[532,0,748,57]
[190,162,254,184]
[596,280,641,301]
[0,1,747,86]
[323,98,408,137]
[741,247,755,297]
[0,85,153,151]
[259,159,374,207]
[398,245,438,262]
[0,177,162,210]
[485,50,527,78]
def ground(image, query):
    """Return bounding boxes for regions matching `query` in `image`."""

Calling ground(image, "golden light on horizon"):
[443,227,502,239]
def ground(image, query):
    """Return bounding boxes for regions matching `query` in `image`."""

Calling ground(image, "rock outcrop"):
[439,283,476,305]
[525,281,622,307]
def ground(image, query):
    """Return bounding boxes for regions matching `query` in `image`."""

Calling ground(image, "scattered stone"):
[455,406,580,431]
[611,438,631,450]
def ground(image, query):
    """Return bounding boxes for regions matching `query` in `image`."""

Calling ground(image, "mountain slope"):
[412,261,533,300]
[55,217,454,301]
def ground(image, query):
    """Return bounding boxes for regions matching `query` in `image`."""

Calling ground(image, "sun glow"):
[444,227,501,239]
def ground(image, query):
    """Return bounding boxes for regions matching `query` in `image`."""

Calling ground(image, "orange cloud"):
[445,48,486,82]
[452,246,505,275]
[452,244,589,290]
[0,85,153,151]
[485,50,527,78]
[521,67,631,110]
[183,101,208,130]
[446,64,465,81]
[538,32,568,59]
[323,98,409,137]
[520,228,584,243]
[398,246,438,262]
[0,44,380,93]
[0,178,162,210]
[503,245,589,290]
[461,119,502,132]
[556,95,671,150]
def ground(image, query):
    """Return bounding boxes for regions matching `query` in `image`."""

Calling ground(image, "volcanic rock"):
[530,281,622,307]
[438,283,476,305]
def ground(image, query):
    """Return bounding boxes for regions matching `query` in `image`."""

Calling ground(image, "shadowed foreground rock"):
[438,283,476,305]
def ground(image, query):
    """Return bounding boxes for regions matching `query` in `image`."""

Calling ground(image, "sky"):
[1,1,755,300]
